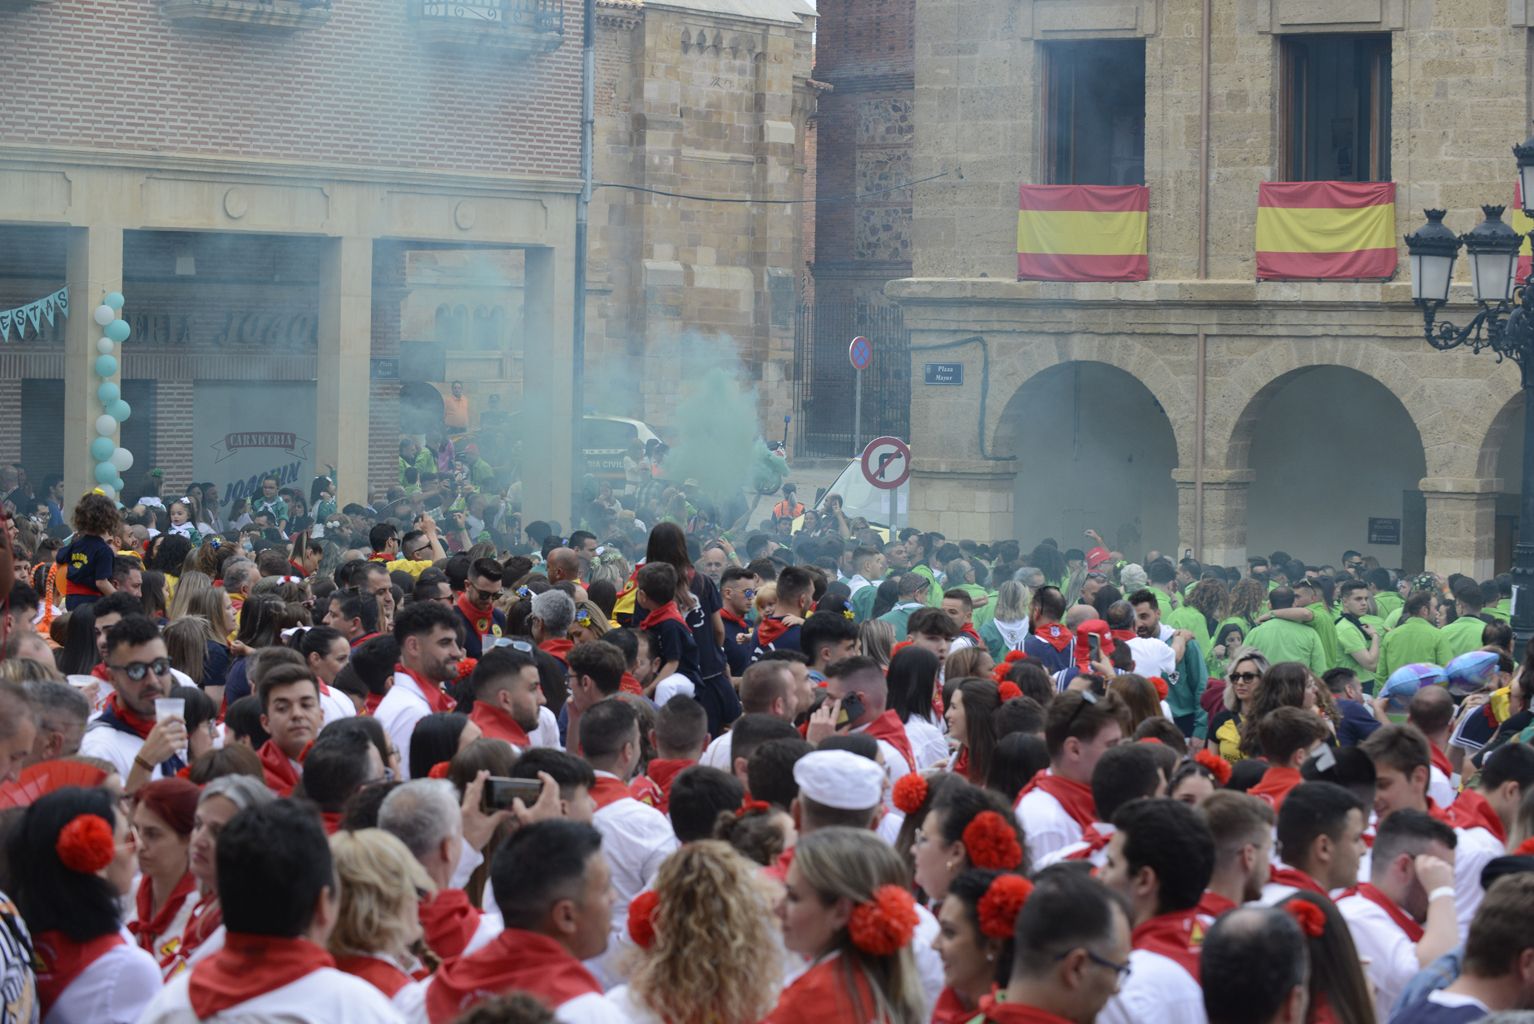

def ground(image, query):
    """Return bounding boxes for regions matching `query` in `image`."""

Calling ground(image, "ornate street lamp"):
[1406,169,1534,644]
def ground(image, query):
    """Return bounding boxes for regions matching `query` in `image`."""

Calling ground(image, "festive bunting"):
[1017,185,1149,282]
[0,287,68,342]
[1255,181,1396,281]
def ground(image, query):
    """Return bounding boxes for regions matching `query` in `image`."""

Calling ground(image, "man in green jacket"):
[1244,588,1328,675]
[1439,579,1495,661]
[1377,590,1453,680]
[876,572,931,641]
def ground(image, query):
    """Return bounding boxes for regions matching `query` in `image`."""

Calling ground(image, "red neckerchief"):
[188,933,336,1018]
[131,870,197,953]
[722,608,750,630]
[1032,622,1072,652]
[364,692,384,715]
[755,615,791,648]
[334,954,412,998]
[1110,627,1137,645]
[34,930,125,1015]
[1446,788,1507,843]
[1342,882,1424,942]
[102,692,156,739]
[1428,742,1454,779]
[1268,866,1329,898]
[637,758,693,814]
[620,673,643,695]
[469,701,530,749]
[350,632,380,649]
[456,594,493,638]
[982,1005,1076,1024]
[1249,765,1304,811]
[320,811,342,835]
[1017,769,1097,831]
[641,601,687,631]
[289,560,308,578]
[538,637,574,665]
[959,624,983,645]
[952,746,971,779]
[1131,908,1208,980]
[629,775,664,808]
[425,928,600,1024]
[860,709,916,772]
[395,663,455,714]
[1197,891,1238,919]
[589,775,632,810]
[1425,798,1456,827]
[1064,823,1114,861]
[164,891,221,974]
[369,552,393,562]
[419,888,481,962]
[258,739,308,798]
[91,662,114,683]
[932,985,984,1024]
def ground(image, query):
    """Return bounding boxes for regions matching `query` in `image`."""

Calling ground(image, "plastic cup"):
[155,697,186,723]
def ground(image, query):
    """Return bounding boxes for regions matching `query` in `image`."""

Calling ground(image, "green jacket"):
[1440,614,1492,662]
[1377,616,1452,680]
[1244,617,1327,674]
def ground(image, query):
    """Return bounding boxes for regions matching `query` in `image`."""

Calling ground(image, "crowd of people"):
[1,459,1534,1024]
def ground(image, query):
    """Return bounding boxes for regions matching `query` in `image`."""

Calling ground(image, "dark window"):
[1041,40,1146,186]
[1280,34,1391,182]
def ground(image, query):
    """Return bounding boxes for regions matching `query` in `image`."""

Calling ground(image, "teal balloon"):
[105,320,131,343]
[97,381,120,404]
[94,354,118,378]
[94,462,116,485]
[104,292,125,310]
[107,399,131,422]
[90,437,115,462]
[112,477,124,492]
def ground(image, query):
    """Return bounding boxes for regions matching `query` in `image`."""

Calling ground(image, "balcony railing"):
[408,0,564,55]
[161,0,332,31]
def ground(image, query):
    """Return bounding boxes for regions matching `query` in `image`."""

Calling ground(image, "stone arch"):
[983,333,1195,467]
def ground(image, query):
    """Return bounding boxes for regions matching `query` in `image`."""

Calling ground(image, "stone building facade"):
[892,0,1534,577]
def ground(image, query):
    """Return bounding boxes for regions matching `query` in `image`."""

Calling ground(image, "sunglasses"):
[110,657,171,681]
[1229,671,1261,683]
[491,638,534,653]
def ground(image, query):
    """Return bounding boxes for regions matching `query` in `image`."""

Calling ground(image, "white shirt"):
[318,684,356,727]
[1428,764,1456,809]
[653,674,696,705]
[846,574,874,597]
[532,705,563,750]
[45,939,161,1024]
[1096,947,1204,1024]
[142,964,404,1024]
[1015,778,1084,865]
[910,902,945,1017]
[79,719,172,782]
[375,670,440,780]
[591,773,678,942]
[700,731,734,772]
[1337,888,1421,1021]
[850,721,913,789]
[1125,636,1176,678]
[1034,822,1114,870]
[903,715,948,771]
[1452,824,1505,935]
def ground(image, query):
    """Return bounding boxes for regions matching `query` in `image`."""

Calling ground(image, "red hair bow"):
[1147,676,1169,701]
[848,885,918,956]
[1284,899,1326,939]
[962,810,1023,871]
[978,875,1033,939]
[1193,749,1232,786]
[736,798,771,819]
[892,773,928,816]
[998,681,1023,702]
[56,814,115,874]
[628,890,659,949]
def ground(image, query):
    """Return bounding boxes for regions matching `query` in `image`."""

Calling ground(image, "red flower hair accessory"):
[1193,749,1233,786]
[848,885,918,956]
[736,798,771,819]
[455,657,478,682]
[427,762,452,780]
[962,810,1023,871]
[1148,676,1169,701]
[1284,899,1326,939]
[56,814,115,874]
[998,682,1023,702]
[628,889,659,949]
[1138,737,1163,745]
[1515,836,1534,856]
[991,651,1027,685]
[977,875,1033,939]
[892,773,928,816]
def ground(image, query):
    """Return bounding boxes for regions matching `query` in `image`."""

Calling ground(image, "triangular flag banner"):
[0,287,68,343]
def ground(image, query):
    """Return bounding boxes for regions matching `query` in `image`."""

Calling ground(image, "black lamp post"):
[1406,136,1534,646]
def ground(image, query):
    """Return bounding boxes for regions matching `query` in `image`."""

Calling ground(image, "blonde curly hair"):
[626,841,782,1024]
[328,828,435,961]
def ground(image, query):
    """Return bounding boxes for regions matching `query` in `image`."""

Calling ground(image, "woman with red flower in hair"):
[1277,892,1375,1024]
[770,827,926,1024]
[10,787,161,1022]
[912,781,1026,903]
[944,679,1003,785]
[931,870,1032,1023]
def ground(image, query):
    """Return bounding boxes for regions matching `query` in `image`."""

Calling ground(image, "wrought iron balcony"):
[161,0,331,31]
[408,0,564,56]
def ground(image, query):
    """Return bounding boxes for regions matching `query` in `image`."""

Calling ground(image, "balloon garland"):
[90,293,133,500]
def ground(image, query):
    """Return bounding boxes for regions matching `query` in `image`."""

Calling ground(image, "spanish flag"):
[1513,183,1532,281]
[1017,185,1149,282]
[1255,181,1397,280]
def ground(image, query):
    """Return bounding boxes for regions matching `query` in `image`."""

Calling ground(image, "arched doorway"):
[993,361,1178,557]
[1238,366,1427,569]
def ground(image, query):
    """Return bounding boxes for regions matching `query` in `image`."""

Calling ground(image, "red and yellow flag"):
[1513,183,1532,281]
[1255,181,1397,280]
[1017,185,1149,282]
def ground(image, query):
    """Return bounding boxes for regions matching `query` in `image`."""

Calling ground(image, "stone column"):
[315,236,372,506]
[1420,477,1497,579]
[65,226,123,501]
[1174,468,1254,568]
[909,458,1017,539]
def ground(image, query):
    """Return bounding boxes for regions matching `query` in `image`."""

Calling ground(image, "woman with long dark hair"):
[944,679,1001,785]
[11,787,160,1020]
[55,602,102,675]
[886,647,945,770]
[293,625,360,725]
[645,522,737,734]
[218,594,284,707]
[407,712,481,781]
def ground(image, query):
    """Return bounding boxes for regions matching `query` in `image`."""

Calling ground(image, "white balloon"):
[93,305,116,326]
[110,447,134,472]
[95,414,117,437]
[96,337,114,355]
